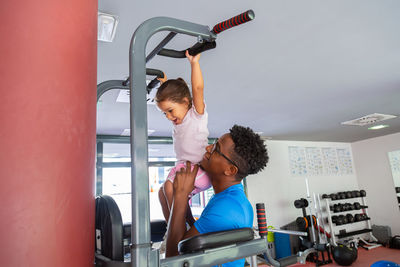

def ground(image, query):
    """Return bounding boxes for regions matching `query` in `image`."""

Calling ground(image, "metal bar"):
[96,135,174,144]
[96,142,104,196]
[146,32,177,62]
[250,255,258,267]
[313,193,323,243]
[325,198,337,246]
[267,228,308,237]
[129,16,216,267]
[97,80,128,101]
[100,161,175,168]
[160,238,267,267]
[317,193,329,244]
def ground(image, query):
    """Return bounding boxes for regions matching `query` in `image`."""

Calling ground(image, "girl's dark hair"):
[155,78,192,108]
[229,125,269,180]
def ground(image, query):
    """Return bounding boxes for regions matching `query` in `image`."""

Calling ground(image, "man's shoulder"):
[211,187,250,210]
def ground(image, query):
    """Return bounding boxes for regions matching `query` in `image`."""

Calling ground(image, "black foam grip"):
[256,203,267,238]
[158,41,217,58]
[212,10,255,34]
[147,78,160,90]
[188,41,217,56]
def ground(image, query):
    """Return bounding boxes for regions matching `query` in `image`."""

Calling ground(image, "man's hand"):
[166,161,199,257]
[173,161,198,198]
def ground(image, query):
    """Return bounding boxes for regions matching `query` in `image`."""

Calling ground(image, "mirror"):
[388,150,400,208]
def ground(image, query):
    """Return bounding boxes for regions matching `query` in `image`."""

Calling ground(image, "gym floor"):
[256,247,400,267]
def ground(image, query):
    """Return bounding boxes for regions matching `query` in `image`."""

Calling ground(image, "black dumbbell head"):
[346,214,354,223]
[359,190,366,197]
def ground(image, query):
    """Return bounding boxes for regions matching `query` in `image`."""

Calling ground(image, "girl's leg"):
[158,183,170,223]
[162,180,174,222]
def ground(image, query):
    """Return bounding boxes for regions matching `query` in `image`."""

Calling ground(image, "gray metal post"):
[129,17,216,267]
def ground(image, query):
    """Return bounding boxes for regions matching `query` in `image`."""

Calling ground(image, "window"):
[96,136,212,223]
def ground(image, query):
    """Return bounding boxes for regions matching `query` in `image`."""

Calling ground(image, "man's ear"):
[223,165,238,177]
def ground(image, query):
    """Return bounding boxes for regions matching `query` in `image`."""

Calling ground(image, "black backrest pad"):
[178,228,254,254]
[95,195,124,261]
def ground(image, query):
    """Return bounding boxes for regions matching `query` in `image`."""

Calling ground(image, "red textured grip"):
[256,203,268,238]
[212,10,255,34]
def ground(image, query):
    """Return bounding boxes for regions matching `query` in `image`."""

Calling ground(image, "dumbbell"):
[351,190,358,198]
[333,204,342,212]
[396,187,400,193]
[353,202,367,210]
[346,214,354,223]
[339,215,348,224]
[330,193,338,200]
[345,191,353,199]
[332,215,338,224]
[294,198,309,208]
[359,190,366,197]
[342,203,350,211]
[337,192,346,199]
[332,215,344,225]
[296,215,316,230]
[354,213,367,222]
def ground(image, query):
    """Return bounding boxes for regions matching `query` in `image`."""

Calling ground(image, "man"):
[166,125,269,266]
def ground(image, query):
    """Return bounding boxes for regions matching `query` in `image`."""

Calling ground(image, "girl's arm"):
[186,50,205,114]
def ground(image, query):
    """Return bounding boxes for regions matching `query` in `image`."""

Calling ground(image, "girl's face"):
[157,98,190,125]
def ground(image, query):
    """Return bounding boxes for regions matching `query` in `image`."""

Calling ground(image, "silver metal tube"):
[267,228,308,237]
[313,193,323,243]
[249,255,258,267]
[129,16,216,267]
[317,193,329,243]
[160,238,267,267]
[325,198,337,246]
[304,178,316,243]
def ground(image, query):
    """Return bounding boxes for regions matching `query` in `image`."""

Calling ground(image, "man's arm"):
[165,162,200,257]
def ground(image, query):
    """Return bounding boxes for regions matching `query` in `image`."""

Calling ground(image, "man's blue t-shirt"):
[194,183,253,267]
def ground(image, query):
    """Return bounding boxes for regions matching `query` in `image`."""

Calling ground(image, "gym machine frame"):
[96,12,317,266]
[127,14,267,267]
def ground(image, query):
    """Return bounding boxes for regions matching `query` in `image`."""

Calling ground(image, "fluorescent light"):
[368,125,389,130]
[98,12,119,42]
[121,129,155,136]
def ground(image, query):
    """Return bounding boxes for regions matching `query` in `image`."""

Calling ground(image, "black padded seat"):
[178,228,254,254]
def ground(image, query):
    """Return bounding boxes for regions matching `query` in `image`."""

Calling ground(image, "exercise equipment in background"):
[370,260,400,267]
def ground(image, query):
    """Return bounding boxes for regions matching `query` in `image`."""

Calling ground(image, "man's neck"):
[212,179,241,194]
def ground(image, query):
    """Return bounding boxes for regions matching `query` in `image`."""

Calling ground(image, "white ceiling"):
[97,0,400,142]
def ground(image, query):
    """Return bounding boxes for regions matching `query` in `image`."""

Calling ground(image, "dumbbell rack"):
[323,194,379,248]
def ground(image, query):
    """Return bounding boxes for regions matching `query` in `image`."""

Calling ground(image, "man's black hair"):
[229,125,269,180]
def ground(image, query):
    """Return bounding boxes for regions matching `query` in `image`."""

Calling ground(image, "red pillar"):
[0,1,97,266]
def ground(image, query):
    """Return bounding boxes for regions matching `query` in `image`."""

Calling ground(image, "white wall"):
[247,140,359,229]
[351,132,400,235]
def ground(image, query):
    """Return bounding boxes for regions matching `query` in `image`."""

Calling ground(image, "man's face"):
[200,133,236,176]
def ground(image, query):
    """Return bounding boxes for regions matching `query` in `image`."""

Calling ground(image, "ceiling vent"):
[341,113,397,126]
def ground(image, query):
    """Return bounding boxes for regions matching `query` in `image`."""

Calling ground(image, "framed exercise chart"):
[289,146,353,176]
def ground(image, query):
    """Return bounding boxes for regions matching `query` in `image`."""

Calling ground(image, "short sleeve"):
[191,102,207,120]
[194,196,243,234]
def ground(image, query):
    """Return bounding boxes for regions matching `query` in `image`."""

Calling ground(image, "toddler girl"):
[157,51,211,226]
